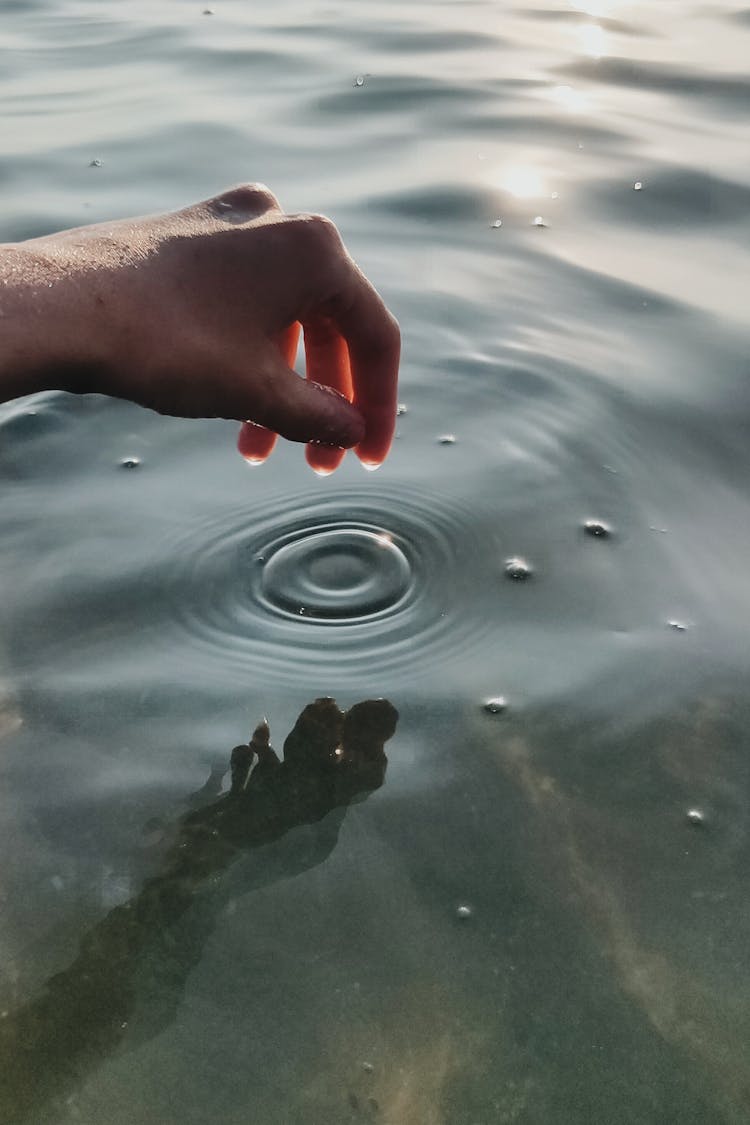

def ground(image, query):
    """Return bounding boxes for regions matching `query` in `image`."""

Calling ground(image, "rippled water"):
[2,1,750,1122]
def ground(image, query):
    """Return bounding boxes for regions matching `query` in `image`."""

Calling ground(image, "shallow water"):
[2,1,750,1122]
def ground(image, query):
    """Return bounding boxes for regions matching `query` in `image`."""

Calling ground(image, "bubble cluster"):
[483,696,507,714]
[583,519,611,538]
[504,557,533,581]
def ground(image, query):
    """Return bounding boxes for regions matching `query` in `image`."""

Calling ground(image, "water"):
[2,1,750,1121]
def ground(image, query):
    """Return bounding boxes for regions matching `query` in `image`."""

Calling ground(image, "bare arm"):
[0,184,401,473]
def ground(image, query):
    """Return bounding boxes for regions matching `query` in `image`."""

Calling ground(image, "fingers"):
[302,315,353,475]
[238,420,277,464]
[237,323,299,465]
[328,270,401,468]
[238,340,365,447]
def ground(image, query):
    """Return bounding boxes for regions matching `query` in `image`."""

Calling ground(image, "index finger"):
[330,268,400,468]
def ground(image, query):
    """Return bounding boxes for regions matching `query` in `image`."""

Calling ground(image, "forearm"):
[0,243,112,403]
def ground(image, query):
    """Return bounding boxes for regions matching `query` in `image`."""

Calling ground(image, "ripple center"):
[257,525,412,622]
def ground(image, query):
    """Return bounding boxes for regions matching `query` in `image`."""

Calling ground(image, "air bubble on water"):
[89,158,102,167]
[583,519,611,538]
[505,557,533,580]
[633,181,643,191]
[119,457,141,469]
[667,620,687,632]
[456,904,473,920]
[491,218,503,228]
[551,191,559,199]
[532,215,546,227]
[437,434,456,445]
[396,403,408,416]
[483,696,507,715]
[686,808,705,826]
[354,75,365,87]
[362,1062,375,1074]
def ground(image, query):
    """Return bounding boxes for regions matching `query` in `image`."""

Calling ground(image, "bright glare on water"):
[2,1,750,1122]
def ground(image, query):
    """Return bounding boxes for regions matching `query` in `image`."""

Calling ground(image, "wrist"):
[0,243,115,403]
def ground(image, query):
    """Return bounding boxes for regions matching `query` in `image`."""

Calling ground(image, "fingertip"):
[306,443,346,475]
[355,428,392,469]
[238,421,277,464]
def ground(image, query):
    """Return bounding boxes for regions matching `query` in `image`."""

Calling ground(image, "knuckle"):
[289,212,344,254]
[211,183,281,217]
[384,310,401,347]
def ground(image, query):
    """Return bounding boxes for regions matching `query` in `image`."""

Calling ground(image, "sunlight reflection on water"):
[2,0,750,1121]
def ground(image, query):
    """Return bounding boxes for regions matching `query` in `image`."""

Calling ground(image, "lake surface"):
[2,1,750,1121]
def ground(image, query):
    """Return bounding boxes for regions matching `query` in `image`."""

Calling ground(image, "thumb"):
[242,346,365,447]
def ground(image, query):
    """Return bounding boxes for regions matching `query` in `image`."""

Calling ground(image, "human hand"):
[4,184,400,472]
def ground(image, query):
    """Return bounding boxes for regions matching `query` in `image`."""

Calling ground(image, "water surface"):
[2,1,750,1122]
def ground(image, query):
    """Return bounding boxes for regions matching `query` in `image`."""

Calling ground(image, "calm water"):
[2,1,750,1121]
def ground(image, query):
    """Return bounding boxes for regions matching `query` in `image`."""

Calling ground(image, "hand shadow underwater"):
[0,696,398,1123]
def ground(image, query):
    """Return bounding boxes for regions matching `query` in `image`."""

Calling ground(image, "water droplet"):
[686,808,705,827]
[551,190,559,199]
[483,696,507,715]
[89,158,102,167]
[362,1062,374,1074]
[119,457,141,470]
[633,181,643,191]
[491,218,503,229]
[456,904,473,920]
[354,75,365,87]
[504,557,533,581]
[437,434,456,445]
[667,620,687,632]
[583,519,611,538]
[532,215,547,227]
[396,403,408,416]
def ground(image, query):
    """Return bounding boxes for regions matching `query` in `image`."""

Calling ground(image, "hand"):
[5,184,401,472]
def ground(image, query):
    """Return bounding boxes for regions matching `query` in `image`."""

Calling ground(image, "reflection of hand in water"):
[0,697,398,1123]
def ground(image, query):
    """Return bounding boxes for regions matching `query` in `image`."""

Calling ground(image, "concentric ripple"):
[159,486,498,689]
[257,525,412,622]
